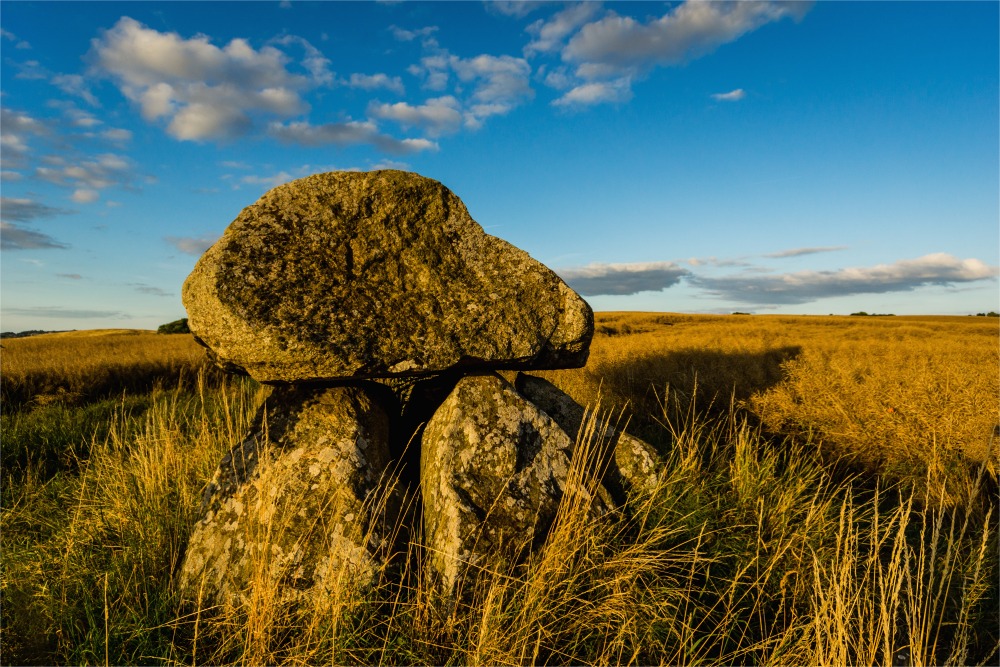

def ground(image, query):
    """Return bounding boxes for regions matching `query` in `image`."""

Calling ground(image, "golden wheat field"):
[2,313,997,665]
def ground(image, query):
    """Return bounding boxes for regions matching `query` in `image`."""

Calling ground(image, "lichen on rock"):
[182,170,593,383]
[178,384,400,608]
[420,373,607,592]
[515,373,663,503]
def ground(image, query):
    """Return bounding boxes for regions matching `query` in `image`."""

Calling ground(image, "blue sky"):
[1,1,997,331]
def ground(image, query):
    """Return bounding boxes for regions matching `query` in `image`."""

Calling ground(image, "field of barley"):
[2,313,997,666]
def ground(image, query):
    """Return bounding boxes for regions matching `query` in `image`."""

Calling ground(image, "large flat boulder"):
[182,170,592,382]
[178,384,399,608]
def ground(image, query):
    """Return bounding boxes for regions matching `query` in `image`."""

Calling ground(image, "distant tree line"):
[850,312,895,317]
[157,318,191,334]
[0,330,73,339]
[973,312,999,317]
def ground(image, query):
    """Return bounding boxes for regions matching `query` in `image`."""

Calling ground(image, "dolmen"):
[177,170,661,606]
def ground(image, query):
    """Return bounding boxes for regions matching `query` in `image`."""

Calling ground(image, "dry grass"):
[533,312,999,503]
[1,331,221,410]
[2,313,997,665]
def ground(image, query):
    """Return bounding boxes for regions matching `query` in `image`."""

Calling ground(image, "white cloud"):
[559,261,690,295]
[541,66,574,90]
[711,88,745,102]
[272,34,334,86]
[452,54,532,106]
[412,52,533,127]
[165,235,218,255]
[525,2,602,57]
[486,1,547,18]
[101,128,133,143]
[34,152,134,192]
[268,120,438,154]
[0,107,48,166]
[690,253,999,305]
[52,73,100,107]
[547,1,809,106]
[369,96,463,136]
[1,28,30,49]
[91,17,317,141]
[71,188,100,203]
[552,78,632,107]
[348,73,405,95]
[563,1,808,74]
[390,25,438,43]
[240,171,294,189]
[368,159,410,171]
[66,108,102,128]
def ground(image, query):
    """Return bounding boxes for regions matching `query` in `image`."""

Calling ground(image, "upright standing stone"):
[178,384,398,608]
[182,170,593,383]
[515,373,663,502]
[420,373,606,592]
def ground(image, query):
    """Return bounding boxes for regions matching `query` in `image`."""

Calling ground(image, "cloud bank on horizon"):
[558,254,999,307]
[0,0,997,329]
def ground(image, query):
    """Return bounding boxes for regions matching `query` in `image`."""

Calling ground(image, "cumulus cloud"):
[34,152,134,193]
[71,188,100,203]
[547,1,808,107]
[553,78,632,107]
[525,3,602,57]
[764,245,849,259]
[165,235,218,255]
[412,52,533,128]
[564,1,808,73]
[453,54,532,106]
[52,73,100,107]
[272,34,334,86]
[559,261,690,296]
[101,128,133,143]
[0,197,72,222]
[369,96,463,136]
[91,17,322,141]
[1,221,69,250]
[690,253,999,305]
[390,25,438,43]
[486,1,547,18]
[240,171,293,189]
[268,120,438,154]
[0,107,48,166]
[348,72,405,95]
[711,88,745,102]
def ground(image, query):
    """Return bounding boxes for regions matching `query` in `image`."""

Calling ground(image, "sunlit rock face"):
[178,384,400,608]
[420,373,612,592]
[182,170,593,383]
